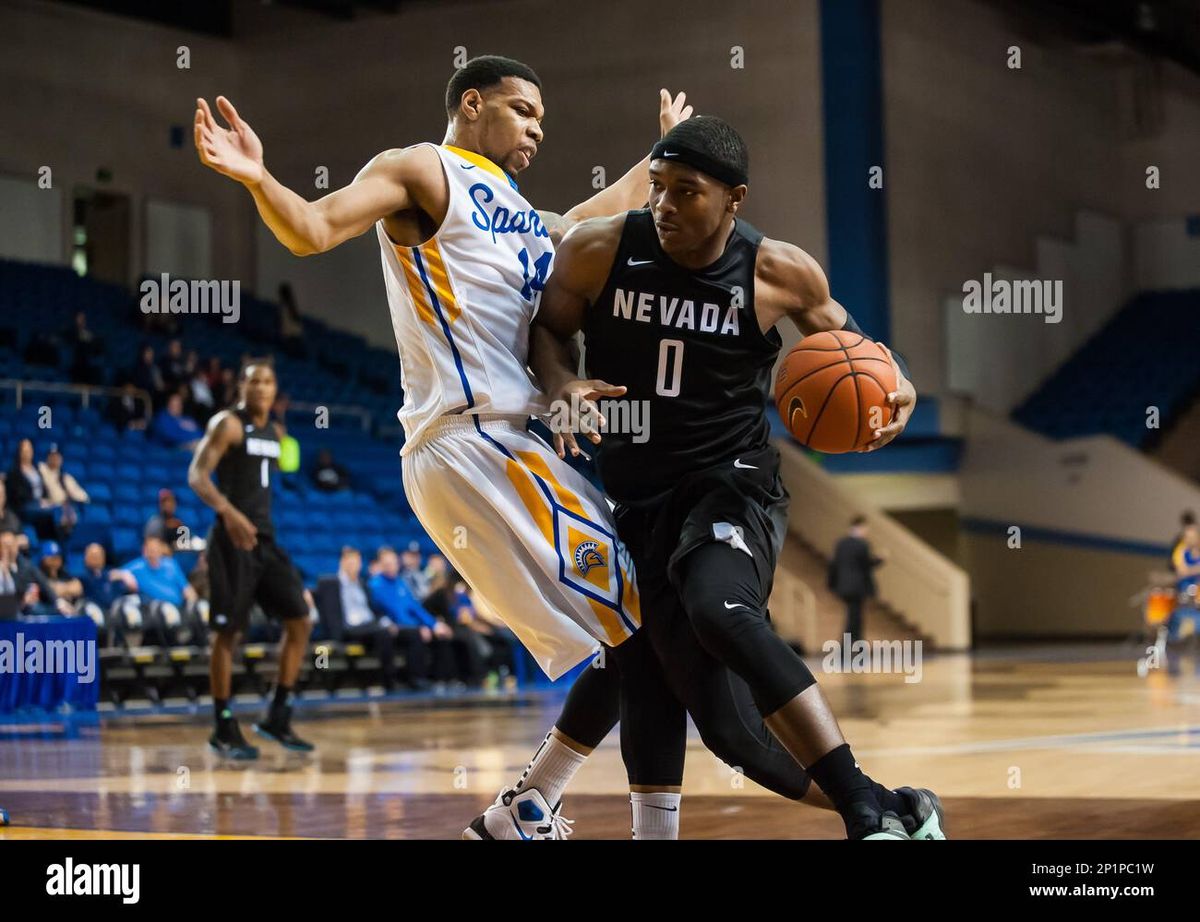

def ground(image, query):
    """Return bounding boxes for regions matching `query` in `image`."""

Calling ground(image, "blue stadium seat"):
[84,505,113,527]
[111,528,140,561]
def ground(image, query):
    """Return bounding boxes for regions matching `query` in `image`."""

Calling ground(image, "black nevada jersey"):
[583,209,782,505]
[215,408,280,536]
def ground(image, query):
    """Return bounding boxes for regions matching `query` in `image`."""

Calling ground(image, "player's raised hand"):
[550,378,627,459]
[659,89,694,138]
[862,344,916,452]
[194,96,265,185]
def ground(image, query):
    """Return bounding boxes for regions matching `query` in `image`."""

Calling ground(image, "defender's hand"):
[549,379,627,459]
[195,96,265,185]
[659,89,694,137]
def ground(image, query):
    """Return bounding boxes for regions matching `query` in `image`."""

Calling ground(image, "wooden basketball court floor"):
[3,645,1199,839]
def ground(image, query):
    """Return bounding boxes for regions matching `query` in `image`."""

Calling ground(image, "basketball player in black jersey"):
[188,359,314,759]
[484,116,944,840]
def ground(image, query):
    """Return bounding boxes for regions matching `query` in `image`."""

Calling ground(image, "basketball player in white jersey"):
[195,56,694,837]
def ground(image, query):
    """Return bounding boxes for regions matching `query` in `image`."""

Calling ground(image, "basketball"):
[775,330,897,453]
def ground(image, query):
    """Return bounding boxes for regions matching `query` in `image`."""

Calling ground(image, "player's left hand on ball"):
[659,89,694,137]
[863,344,916,452]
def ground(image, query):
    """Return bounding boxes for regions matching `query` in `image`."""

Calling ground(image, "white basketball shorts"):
[402,414,641,680]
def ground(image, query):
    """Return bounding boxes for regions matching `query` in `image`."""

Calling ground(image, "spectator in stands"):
[123,534,203,645]
[422,572,487,686]
[80,542,136,613]
[828,515,886,644]
[311,448,351,493]
[467,591,521,688]
[399,544,435,600]
[130,344,165,403]
[67,311,103,385]
[80,544,143,647]
[278,283,308,358]
[188,355,216,423]
[106,381,151,431]
[0,529,67,618]
[214,366,237,409]
[0,478,26,545]
[203,356,223,390]
[144,488,190,552]
[317,547,431,691]
[151,392,202,450]
[37,541,83,612]
[187,548,209,599]
[369,546,457,681]
[77,542,133,644]
[159,338,189,393]
[39,444,88,538]
[7,438,60,541]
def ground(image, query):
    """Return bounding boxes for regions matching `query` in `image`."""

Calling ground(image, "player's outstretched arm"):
[195,96,441,256]
[756,239,916,451]
[530,216,626,457]
[540,90,694,244]
[187,411,259,550]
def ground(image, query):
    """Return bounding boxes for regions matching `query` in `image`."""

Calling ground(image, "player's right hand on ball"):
[221,507,259,550]
[550,378,627,459]
[195,96,265,185]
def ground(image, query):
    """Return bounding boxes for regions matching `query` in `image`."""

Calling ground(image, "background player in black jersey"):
[188,358,314,759]
[480,116,943,840]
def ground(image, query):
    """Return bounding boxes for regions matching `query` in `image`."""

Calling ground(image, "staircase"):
[770,537,927,654]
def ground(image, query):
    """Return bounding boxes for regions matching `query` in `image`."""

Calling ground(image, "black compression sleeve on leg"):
[554,651,620,748]
[677,544,816,716]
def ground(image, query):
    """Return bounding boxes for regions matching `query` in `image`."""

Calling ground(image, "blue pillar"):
[820,0,890,340]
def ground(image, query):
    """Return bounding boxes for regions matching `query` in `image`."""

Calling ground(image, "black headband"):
[650,138,748,188]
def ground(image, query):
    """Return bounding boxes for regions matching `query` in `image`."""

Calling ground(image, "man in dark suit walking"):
[828,516,885,644]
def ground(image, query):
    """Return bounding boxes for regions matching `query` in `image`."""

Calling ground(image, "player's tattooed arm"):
[530,216,627,457]
[195,96,441,256]
[187,411,259,550]
[541,90,694,244]
[756,238,916,451]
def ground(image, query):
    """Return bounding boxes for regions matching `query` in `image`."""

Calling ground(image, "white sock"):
[514,732,588,806]
[630,791,682,840]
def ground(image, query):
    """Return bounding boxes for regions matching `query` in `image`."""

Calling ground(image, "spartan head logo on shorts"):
[573,540,606,576]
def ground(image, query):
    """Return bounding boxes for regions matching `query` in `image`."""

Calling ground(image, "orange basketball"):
[775,330,897,453]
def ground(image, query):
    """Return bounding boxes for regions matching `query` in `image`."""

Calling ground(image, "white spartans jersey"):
[377,143,555,452]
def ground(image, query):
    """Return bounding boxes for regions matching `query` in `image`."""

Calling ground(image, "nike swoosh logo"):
[724,600,750,611]
[627,257,653,266]
[662,152,679,157]
[643,804,679,812]
[733,458,757,469]
[787,396,807,431]
[460,163,476,170]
